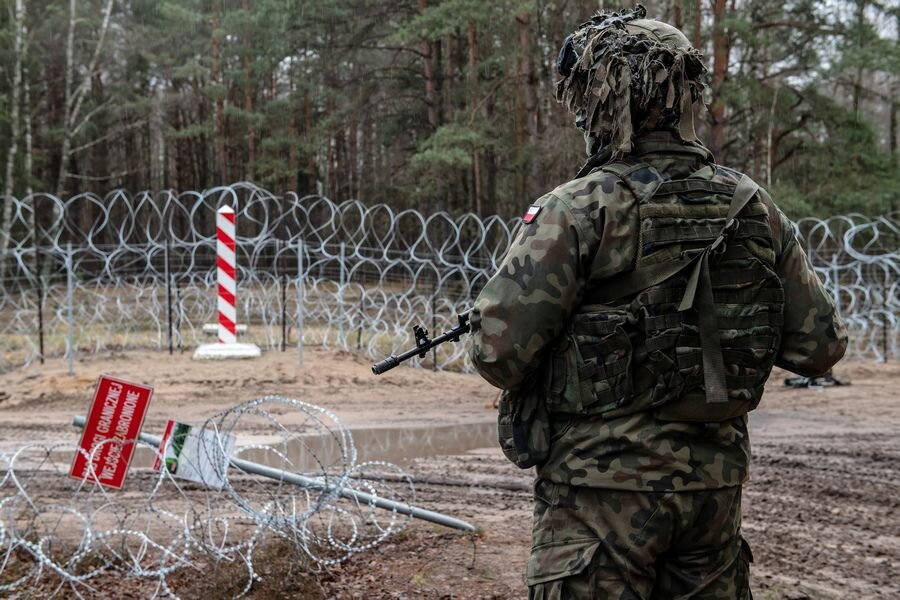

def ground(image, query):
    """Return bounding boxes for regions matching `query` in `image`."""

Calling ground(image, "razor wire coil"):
[0,396,415,597]
[0,182,897,370]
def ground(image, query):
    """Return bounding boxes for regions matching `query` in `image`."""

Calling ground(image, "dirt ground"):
[0,348,897,599]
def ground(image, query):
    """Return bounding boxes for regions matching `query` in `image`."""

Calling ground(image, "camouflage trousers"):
[527,480,752,600]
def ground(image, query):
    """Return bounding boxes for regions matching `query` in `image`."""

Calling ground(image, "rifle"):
[371,312,471,375]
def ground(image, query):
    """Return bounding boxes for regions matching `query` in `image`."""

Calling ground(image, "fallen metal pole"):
[72,415,476,532]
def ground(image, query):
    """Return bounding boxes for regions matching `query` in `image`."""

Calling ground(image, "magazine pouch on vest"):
[497,373,551,468]
[562,161,785,422]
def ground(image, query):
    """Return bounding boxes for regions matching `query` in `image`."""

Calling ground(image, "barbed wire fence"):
[795,214,900,362]
[0,396,420,597]
[0,182,897,373]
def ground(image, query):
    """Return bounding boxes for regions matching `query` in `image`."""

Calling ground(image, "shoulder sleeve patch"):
[522,204,542,224]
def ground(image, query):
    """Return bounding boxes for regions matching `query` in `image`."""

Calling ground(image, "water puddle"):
[51,420,498,473]
[239,421,497,471]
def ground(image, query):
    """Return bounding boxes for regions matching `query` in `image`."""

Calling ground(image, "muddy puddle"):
[49,420,498,475]
[238,420,497,471]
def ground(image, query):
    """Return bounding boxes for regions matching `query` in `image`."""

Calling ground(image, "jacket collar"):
[630,130,713,162]
[576,130,714,179]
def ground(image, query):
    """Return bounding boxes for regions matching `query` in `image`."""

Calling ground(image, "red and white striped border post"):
[217,206,237,344]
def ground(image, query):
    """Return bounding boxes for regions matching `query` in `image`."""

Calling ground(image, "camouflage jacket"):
[470,131,848,491]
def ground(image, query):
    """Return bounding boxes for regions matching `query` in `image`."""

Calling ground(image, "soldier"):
[469,5,848,599]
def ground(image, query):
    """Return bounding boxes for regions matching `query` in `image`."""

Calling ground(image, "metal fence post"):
[66,242,75,375]
[431,292,438,371]
[297,240,305,368]
[35,243,44,364]
[830,255,840,315]
[175,284,182,351]
[883,264,889,362]
[356,290,364,351]
[280,239,287,352]
[30,197,45,364]
[165,240,173,355]
[339,241,346,348]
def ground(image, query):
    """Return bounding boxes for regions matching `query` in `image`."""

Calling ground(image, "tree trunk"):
[305,90,317,193]
[891,6,899,168]
[351,119,360,199]
[362,113,373,199]
[709,0,728,162]
[517,12,540,200]
[150,87,165,190]
[852,0,867,118]
[891,93,897,163]
[55,0,78,198]
[692,0,702,50]
[211,0,227,183]
[196,84,209,189]
[484,50,498,216]
[242,0,255,182]
[467,21,483,216]
[673,0,684,30]
[88,72,107,194]
[168,84,182,191]
[434,34,444,127]
[55,0,115,198]
[289,106,299,192]
[23,61,32,198]
[891,10,899,207]
[765,85,780,187]
[445,33,454,118]
[0,0,26,282]
[419,0,438,130]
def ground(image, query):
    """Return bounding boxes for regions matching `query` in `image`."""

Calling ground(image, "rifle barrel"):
[371,317,470,375]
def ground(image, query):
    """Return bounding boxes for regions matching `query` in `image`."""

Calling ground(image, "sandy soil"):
[0,350,897,599]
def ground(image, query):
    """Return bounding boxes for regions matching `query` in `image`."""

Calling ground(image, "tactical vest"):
[545,161,785,423]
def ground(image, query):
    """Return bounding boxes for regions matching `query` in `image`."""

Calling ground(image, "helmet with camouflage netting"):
[556,4,708,157]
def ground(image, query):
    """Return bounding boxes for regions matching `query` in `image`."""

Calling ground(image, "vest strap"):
[676,175,760,404]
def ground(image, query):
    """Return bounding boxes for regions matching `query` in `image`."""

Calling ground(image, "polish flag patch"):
[523,204,542,224]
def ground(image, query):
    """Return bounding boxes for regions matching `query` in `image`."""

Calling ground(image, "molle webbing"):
[643,220,770,245]
[642,286,784,306]
[585,172,762,406]
[639,200,769,219]
[655,179,735,196]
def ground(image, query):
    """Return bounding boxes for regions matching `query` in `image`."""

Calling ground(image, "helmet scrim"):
[556,4,708,157]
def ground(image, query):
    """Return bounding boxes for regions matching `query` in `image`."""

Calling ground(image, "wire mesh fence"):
[1,183,897,372]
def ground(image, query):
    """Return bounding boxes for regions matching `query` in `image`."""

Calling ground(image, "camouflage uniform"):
[470,8,848,599]
[529,482,749,599]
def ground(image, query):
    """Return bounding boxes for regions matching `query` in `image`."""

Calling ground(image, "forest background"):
[0,0,897,228]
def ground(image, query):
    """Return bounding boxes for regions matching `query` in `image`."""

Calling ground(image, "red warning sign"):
[69,375,153,489]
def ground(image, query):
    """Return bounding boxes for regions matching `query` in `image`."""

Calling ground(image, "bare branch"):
[70,120,150,155]
[71,99,114,137]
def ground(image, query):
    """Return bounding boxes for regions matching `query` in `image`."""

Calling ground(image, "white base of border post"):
[193,342,262,360]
